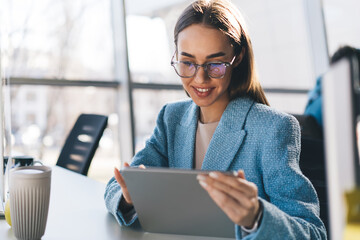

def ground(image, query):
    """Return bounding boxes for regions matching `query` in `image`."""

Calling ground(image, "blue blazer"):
[105,97,327,239]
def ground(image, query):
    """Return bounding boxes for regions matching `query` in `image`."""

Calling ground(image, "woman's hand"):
[197,170,261,228]
[114,162,145,205]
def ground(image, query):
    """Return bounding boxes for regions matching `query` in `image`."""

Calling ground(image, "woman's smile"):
[192,86,214,97]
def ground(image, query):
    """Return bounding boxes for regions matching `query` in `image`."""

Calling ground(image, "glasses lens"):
[173,62,195,77]
[207,63,226,78]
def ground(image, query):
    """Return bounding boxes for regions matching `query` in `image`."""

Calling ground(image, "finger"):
[139,164,146,169]
[238,170,245,179]
[198,175,244,200]
[114,168,132,204]
[124,162,130,167]
[201,183,260,226]
[202,184,248,225]
[114,168,128,190]
[199,177,256,209]
[208,187,240,213]
[114,168,123,185]
[207,172,257,198]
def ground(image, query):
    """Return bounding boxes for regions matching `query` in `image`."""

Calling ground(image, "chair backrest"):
[56,114,108,176]
[299,137,329,233]
[292,114,323,139]
[293,114,329,236]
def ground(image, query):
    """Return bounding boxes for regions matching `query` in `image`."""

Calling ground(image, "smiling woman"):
[175,24,247,123]
[177,24,238,123]
[105,1,327,239]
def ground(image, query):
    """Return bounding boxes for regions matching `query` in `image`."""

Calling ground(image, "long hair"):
[174,0,269,105]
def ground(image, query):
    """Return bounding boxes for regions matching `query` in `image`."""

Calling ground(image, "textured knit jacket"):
[104,97,327,239]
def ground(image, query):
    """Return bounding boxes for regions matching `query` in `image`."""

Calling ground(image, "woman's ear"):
[233,47,246,67]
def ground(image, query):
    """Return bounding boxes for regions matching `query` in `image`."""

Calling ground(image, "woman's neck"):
[199,99,229,124]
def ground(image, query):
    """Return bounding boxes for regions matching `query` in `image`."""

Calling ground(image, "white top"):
[195,121,219,169]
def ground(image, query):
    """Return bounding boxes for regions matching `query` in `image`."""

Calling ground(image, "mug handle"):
[33,161,44,166]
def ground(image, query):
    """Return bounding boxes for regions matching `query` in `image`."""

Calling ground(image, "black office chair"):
[292,114,323,139]
[293,114,329,236]
[56,114,108,176]
[299,137,329,234]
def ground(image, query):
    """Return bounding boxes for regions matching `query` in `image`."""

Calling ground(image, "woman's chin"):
[192,98,215,108]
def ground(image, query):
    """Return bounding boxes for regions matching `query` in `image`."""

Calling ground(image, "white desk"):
[0,166,231,240]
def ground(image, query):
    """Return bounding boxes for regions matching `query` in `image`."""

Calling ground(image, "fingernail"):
[199,180,207,188]
[209,172,218,179]
[197,175,206,181]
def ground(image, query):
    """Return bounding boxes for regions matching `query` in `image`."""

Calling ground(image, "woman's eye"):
[208,63,223,68]
[182,61,194,67]
[207,63,224,70]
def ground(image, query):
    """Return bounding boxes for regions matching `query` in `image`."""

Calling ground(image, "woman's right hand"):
[114,162,146,205]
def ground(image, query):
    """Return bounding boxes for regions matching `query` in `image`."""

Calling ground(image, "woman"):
[105,0,327,239]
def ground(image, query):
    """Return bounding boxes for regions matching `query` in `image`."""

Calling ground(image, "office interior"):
[0,0,360,239]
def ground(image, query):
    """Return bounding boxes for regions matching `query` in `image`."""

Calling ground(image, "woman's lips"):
[192,86,214,97]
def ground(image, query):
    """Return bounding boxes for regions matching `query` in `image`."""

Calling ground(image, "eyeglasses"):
[171,54,236,79]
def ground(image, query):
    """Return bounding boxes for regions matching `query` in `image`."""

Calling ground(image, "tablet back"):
[121,167,235,239]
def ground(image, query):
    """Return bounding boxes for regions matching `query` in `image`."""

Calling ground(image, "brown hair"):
[174,0,269,105]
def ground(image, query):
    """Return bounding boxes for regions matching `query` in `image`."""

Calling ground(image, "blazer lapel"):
[201,98,255,171]
[174,102,199,169]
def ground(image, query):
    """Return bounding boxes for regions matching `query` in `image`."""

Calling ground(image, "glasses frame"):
[170,54,237,79]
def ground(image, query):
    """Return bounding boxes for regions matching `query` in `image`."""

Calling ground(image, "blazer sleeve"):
[237,115,327,239]
[104,104,170,226]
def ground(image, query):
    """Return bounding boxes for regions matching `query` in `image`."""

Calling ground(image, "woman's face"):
[177,24,237,110]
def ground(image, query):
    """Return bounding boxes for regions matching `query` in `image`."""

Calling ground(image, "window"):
[26,92,37,102]
[6,0,115,81]
[323,0,360,54]
[2,0,119,183]
[11,86,120,183]
[234,0,315,89]
[26,113,36,123]
[132,89,186,152]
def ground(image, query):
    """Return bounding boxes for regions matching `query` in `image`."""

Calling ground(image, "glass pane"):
[5,0,114,81]
[126,0,315,90]
[323,0,360,55]
[265,92,308,114]
[10,86,119,183]
[125,0,193,84]
[132,89,187,152]
[233,0,315,89]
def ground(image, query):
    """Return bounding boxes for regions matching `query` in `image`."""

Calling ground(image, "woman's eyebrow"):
[180,52,195,58]
[206,52,226,59]
[179,51,226,59]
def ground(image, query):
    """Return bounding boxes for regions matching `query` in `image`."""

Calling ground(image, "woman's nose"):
[193,66,209,83]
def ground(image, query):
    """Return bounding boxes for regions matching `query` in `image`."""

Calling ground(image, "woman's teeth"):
[196,88,210,92]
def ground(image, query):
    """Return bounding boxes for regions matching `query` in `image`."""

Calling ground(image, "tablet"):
[120,167,235,238]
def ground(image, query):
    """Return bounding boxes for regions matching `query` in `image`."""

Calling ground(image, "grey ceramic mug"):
[9,166,52,240]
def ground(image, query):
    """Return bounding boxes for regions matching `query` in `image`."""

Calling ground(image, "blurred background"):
[0,0,359,183]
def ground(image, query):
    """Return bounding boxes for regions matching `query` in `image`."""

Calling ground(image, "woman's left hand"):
[197,170,261,228]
